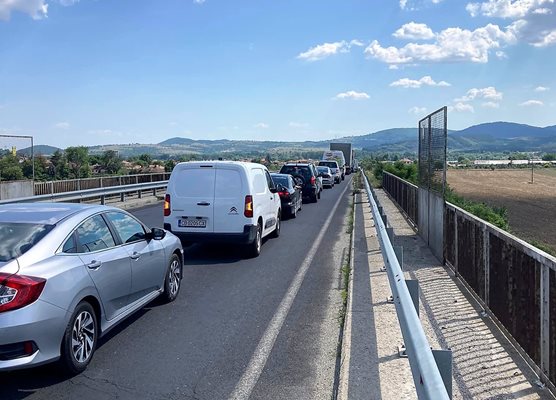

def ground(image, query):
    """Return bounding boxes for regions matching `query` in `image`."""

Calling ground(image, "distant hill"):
[29,121,556,157]
[18,145,61,157]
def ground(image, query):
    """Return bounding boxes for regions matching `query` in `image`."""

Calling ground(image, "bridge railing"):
[382,171,419,226]
[34,173,171,195]
[382,170,556,392]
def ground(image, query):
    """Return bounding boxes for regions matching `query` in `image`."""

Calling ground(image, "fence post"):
[483,225,490,305]
[454,209,458,278]
[540,264,550,382]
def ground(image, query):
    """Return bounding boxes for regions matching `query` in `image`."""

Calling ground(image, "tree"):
[49,150,69,180]
[164,159,176,172]
[138,153,152,165]
[542,153,556,161]
[22,155,48,181]
[66,146,90,179]
[0,155,24,181]
[101,150,122,174]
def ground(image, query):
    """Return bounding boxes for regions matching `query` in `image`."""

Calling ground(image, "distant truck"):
[330,143,353,174]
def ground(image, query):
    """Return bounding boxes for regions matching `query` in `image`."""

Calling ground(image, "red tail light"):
[0,273,46,313]
[164,194,171,217]
[310,176,316,185]
[244,195,253,218]
[278,191,289,198]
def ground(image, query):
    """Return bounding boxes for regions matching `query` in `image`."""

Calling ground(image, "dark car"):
[270,173,302,218]
[279,163,322,203]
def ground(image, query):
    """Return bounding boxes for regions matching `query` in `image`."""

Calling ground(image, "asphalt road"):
[1,177,353,400]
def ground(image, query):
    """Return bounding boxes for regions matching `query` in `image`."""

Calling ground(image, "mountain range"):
[19,122,556,157]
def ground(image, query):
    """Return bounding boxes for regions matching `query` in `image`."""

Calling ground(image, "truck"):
[330,143,353,174]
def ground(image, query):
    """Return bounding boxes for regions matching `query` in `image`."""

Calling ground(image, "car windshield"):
[272,176,289,187]
[317,167,328,173]
[0,223,54,262]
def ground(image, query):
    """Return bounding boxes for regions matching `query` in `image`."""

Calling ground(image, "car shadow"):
[183,242,260,265]
[0,301,166,400]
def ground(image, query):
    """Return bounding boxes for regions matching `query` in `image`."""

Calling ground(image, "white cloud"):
[59,0,79,5]
[449,103,475,113]
[496,50,508,58]
[520,99,544,106]
[393,22,435,40]
[535,86,550,92]
[466,0,553,18]
[289,122,309,128]
[482,101,500,108]
[467,1,556,47]
[455,86,503,102]
[54,121,70,129]
[409,106,427,115]
[365,23,516,65]
[193,0,206,3]
[400,0,408,9]
[254,122,269,129]
[390,75,451,88]
[0,0,48,20]
[334,90,370,100]
[297,40,363,61]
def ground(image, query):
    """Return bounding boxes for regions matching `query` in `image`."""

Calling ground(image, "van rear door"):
[213,166,245,233]
[170,164,215,233]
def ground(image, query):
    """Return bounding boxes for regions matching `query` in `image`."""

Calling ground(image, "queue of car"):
[0,157,348,376]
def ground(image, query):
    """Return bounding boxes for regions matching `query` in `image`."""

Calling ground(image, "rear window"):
[319,161,337,169]
[0,223,54,262]
[215,169,242,198]
[271,175,289,187]
[280,166,311,179]
[173,168,215,198]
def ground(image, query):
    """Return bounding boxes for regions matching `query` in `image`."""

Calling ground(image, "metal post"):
[483,225,490,305]
[406,279,419,316]
[540,264,550,381]
[454,209,458,278]
[31,136,35,183]
[432,349,453,399]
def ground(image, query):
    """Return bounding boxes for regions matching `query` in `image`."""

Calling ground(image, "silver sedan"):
[0,203,183,373]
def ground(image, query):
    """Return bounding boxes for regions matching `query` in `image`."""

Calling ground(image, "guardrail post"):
[100,195,105,205]
[138,188,142,199]
[432,349,453,399]
[100,177,103,188]
[454,209,458,278]
[406,279,419,316]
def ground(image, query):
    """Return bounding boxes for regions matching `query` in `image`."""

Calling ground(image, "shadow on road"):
[183,241,268,265]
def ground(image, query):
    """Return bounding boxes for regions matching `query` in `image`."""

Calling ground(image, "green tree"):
[101,150,122,174]
[164,159,176,172]
[0,155,24,181]
[542,153,556,161]
[66,146,91,179]
[22,155,48,181]
[138,153,152,165]
[49,150,69,180]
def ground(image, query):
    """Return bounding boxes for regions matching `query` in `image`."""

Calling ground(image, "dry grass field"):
[447,168,556,254]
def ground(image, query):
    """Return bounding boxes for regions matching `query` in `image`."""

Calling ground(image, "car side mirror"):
[147,227,166,240]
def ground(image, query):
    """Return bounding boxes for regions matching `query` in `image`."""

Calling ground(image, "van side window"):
[252,169,267,194]
[265,171,275,190]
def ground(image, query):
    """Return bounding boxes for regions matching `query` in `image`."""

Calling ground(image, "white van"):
[163,161,282,256]
[322,151,346,180]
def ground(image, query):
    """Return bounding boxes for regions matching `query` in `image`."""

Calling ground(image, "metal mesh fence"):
[418,107,447,195]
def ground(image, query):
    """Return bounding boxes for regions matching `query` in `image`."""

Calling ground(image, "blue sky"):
[0,0,555,148]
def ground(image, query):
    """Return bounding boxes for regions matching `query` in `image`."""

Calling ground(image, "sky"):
[0,0,555,148]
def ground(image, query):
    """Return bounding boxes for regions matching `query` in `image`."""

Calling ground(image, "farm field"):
[447,168,556,254]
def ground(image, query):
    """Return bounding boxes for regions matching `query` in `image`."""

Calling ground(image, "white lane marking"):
[229,178,352,400]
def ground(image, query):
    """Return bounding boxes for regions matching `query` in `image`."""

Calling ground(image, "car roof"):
[0,203,112,225]
[270,173,291,177]
[282,163,312,166]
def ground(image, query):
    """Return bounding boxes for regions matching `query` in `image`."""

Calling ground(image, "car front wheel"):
[162,253,182,303]
[60,301,98,375]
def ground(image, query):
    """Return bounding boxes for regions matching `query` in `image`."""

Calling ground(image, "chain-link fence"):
[418,107,447,195]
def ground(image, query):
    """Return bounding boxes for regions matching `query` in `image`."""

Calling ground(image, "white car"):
[163,161,282,257]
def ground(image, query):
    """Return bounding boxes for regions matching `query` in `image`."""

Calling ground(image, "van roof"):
[174,161,268,170]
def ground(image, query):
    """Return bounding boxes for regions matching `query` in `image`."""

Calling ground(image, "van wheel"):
[246,223,262,257]
[60,302,98,375]
[271,213,281,238]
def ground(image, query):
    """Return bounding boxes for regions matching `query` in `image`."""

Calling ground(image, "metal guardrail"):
[0,181,168,205]
[362,170,450,400]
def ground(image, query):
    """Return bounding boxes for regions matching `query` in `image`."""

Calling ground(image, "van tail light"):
[0,273,46,314]
[164,194,171,217]
[244,195,253,218]
[310,176,316,185]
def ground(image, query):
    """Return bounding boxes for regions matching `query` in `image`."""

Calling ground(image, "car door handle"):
[130,252,141,260]
[87,260,102,270]
[197,202,211,206]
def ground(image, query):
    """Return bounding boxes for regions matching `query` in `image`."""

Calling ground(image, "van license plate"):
[178,219,206,228]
